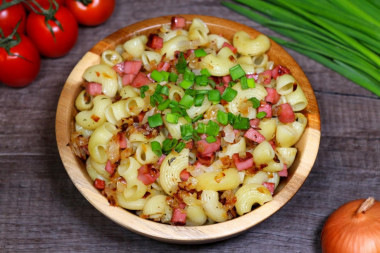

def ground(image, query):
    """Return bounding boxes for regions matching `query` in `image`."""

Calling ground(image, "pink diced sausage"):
[265,87,280,104]
[122,73,136,86]
[244,128,265,143]
[278,164,288,177]
[171,16,186,30]
[278,103,295,123]
[258,102,272,118]
[124,61,142,75]
[196,138,221,156]
[86,82,102,96]
[131,72,151,88]
[263,182,275,195]
[171,208,187,225]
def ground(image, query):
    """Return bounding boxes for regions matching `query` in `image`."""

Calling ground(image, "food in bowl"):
[70,16,309,226]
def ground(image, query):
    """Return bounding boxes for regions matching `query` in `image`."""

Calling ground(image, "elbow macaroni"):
[70,17,309,226]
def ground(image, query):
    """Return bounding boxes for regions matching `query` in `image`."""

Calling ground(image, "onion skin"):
[321,198,380,253]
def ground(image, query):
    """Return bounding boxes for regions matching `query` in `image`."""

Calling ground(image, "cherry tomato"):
[0,0,27,34]
[65,0,115,26]
[0,31,41,87]
[26,6,78,57]
[23,0,65,12]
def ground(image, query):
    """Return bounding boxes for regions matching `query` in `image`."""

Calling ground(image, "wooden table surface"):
[1,0,379,252]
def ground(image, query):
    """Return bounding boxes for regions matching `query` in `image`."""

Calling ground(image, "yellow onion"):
[321,197,380,253]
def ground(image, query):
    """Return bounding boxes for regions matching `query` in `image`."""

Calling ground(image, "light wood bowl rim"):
[56,15,321,244]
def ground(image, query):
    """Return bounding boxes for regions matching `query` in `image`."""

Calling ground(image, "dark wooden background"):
[1,0,379,252]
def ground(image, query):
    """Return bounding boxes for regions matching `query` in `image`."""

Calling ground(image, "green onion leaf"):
[228,112,236,125]
[192,114,204,122]
[179,94,194,109]
[180,124,194,140]
[184,68,195,82]
[175,52,187,74]
[179,79,193,89]
[140,85,149,98]
[208,78,216,88]
[194,93,205,107]
[240,76,248,89]
[206,136,217,143]
[248,97,260,109]
[166,113,179,124]
[194,48,207,57]
[233,116,249,130]
[217,110,228,125]
[151,141,162,157]
[174,141,186,153]
[185,89,197,96]
[157,99,171,111]
[169,72,178,82]
[229,64,246,80]
[162,138,178,154]
[196,122,207,134]
[221,87,238,102]
[206,120,220,136]
[148,114,163,128]
[195,75,209,86]
[201,68,211,77]
[160,85,169,96]
[151,70,164,82]
[256,111,267,119]
[247,78,256,88]
[208,89,221,103]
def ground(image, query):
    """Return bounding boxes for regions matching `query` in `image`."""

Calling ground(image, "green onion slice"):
[148,114,163,128]
[217,110,228,125]
[150,141,162,157]
[229,64,246,80]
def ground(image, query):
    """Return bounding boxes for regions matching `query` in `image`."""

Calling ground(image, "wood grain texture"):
[0,0,379,252]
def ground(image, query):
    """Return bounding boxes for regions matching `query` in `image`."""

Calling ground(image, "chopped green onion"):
[150,141,162,157]
[155,84,163,94]
[161,85,169,96]
[256,111,267,119]
[184,115,192,123]
[229,64,246,80]
[184,68,195,82]
[208,78,216,88]
[194,94,205,107]
[195,75,209,86]
[201,68,211,77]
[140,85,149,98]
[196,122,206,134]
[180,124,194,140]
[179,80,193,89]
[148,114,163,128]
[221,87,238,102]
[175,52,187,74]
[240,76,248,89]
[174,141,186,153]
[169,72,178,82]
[169,100,179,109]
[248,97,260,109]
[206,136,217,143]
[206,120,220,136]
[179,94,194,109]
[161,71,170,81]
[217,110,228,125]
[228,81,236,87]
[196,89,209,95]
[157,99,171,111]
[194,48,207,57]
[228,112,236,125]
[192,114,204,122]
[151,70,164,82]
[247,78,256,88]
[185,89,197,96]
[208,90,221,103]
[166,113,179,124]
[162,138,178,154]
[233,116,249,130]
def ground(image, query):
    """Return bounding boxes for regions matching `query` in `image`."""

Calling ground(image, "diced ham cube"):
[222,75,232,85]
[156,61,171,72]
[215,84,226,95]
[118,132,127,149]
[171,208,187,225]
[94,179,105,190]
[244,128,265,143]
[131,72,151,88]
[124,61,142,75]
[263,182,275,195]
[258,101,272,118]
[112,62,124,75]
[232,152,254,171]
[278,164,288,177]
[278,103,295,123]
[122,73,136,86]
[249,119,260,129]
[265,87,280,104]
[86,82,102,96]
[147,34,163,50]
[271,65,290,79]
[260,70,272,84]
[196,153,215,166]
[180,169,191,181]
[222,42,237,54]
[137,111,145,123]
[171,16,186,30]
[196,138,221,156]
[105,160,116,174]
[137,165,159,185]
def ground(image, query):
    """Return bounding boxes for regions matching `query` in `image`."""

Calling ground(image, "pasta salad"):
[71,16,308,226]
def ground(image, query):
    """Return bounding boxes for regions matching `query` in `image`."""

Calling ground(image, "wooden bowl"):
[56,15,321,244]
